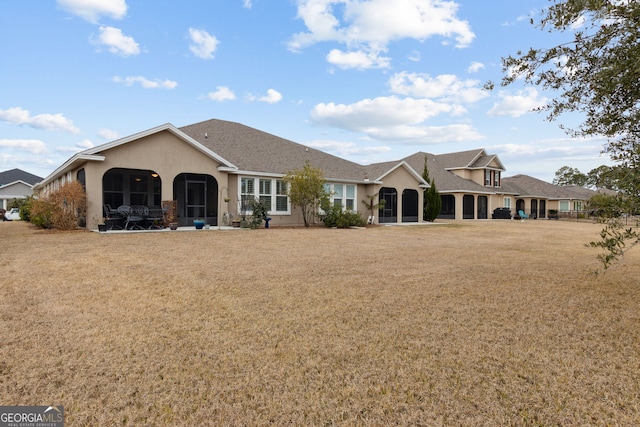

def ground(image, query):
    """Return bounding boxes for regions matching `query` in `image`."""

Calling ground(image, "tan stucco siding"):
[83,131,227,228]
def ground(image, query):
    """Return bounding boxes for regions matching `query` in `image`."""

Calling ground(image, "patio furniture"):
[518,209,529,221]
[104,204,124,229]
[127,205,147,230]
[146,206,166,229]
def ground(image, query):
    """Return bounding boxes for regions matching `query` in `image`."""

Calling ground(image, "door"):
[186,180,206,223]
[379,187,398,223]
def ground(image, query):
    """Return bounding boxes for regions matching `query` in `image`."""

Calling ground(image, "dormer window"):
[485,170,501,187]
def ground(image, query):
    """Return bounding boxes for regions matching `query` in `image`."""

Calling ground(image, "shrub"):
[30,181,86,230]
[321,204,366,228]
[246,198,269,229]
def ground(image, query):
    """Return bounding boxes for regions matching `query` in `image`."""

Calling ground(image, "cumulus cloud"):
[326,48,390,70]
[98,128,120,140]
[487,88,548,118]
[57,0,127,23]
[188,28,219,59]
[94,26,140,56]
[0,139,49,155]
[388,72,488,104]
[252,89,282,104]
[310,96,482,143]
[207,86,236,102]
[307,139,392,157]
[0,107,80,134]
[113,75,178,89]
[467,61,485,73]
[288,0,474,69]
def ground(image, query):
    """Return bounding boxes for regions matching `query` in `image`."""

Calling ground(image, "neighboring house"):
[501,174,601,219]
[0,168,43,210]
[34,118,598,229]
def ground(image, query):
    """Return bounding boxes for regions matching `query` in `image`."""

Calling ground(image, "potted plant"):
[193,219,205,229]
[169,222,179,230]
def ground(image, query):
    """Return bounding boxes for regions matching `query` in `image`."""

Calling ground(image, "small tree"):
[424,179,441,222]
[361,194,385,224]
[422,156,441,222]
[283,161,328,227]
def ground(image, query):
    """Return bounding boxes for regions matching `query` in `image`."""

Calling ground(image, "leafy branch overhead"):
[502,0,640,270]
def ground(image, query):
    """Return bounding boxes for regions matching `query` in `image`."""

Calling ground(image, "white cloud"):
[312,96,452,129]
[254,89,283,104]
[0,139,49,155]
[307,140,392,157]
[98,128,119,140]
[113,76,178,89]
[188,28,219,59]
[207,86,236,102]
[388,72,488,104]
[288,0,474,69]
[487,88,548,118]
[243,0,252,9]
[310,96,482,143]
[467,61,485,73]
[0,107,80,134]
[76,139,95,149]
[326,48,390,70]
[57,0,127,23]
[94,26,140,56]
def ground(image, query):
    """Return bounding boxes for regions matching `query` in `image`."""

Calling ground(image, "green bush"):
[321,205,366,228]
[246,198,269,229]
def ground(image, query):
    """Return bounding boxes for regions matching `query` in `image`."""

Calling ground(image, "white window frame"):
[240,177,290,215]
[503,197,511,209]
[325,183,357,211]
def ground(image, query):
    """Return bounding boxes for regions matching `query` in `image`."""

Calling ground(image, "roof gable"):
[0,168,43,186]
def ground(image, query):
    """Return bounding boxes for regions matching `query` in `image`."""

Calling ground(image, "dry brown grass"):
[1,220,639,426]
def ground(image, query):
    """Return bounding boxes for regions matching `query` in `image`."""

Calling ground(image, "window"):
[241,177,255,212]
[503,197,511,209]
[485,170,491,186]
[559,200,569,212]
[259,179,272,208]
[276,181,288,212]
[325,183,357,211]
[240,177,289,214]
[574,201,583,212]
[494,171,501,187]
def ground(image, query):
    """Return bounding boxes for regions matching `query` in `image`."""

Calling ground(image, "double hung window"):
[241,177,289,214]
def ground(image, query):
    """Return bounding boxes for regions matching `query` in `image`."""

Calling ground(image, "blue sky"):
[0,0,612,182]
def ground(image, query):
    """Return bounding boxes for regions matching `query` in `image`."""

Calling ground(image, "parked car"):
[5,207,21,220]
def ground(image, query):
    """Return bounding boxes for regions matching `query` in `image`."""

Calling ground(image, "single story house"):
[0,168,43,210]
[34,118,598,229]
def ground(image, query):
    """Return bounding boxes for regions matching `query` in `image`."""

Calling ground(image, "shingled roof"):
[179,118,369,182]
[0,168,43,186]
[396,151,499,193]
[501,174,598,200]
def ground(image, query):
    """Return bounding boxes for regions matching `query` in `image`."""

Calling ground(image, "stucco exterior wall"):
[83,130,227,228]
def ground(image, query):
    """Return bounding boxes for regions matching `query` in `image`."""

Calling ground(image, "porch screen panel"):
[103,171,124,208]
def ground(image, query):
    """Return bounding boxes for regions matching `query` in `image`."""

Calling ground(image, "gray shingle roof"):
[395,151,496,193]
[501,174,597,199]
[0,168,43,186]
[179,118,369,181]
